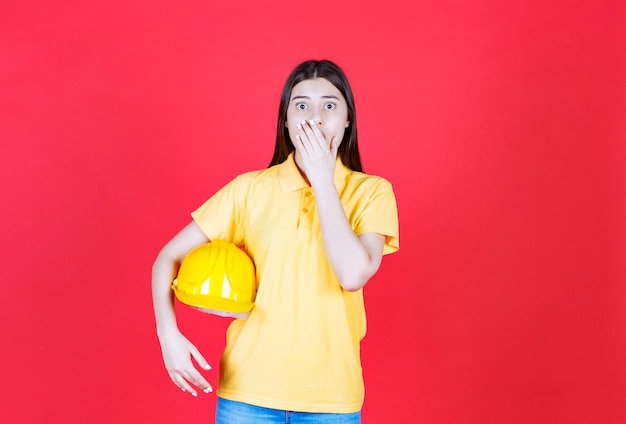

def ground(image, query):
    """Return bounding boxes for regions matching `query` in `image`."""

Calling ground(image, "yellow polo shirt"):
[191,152,399,413]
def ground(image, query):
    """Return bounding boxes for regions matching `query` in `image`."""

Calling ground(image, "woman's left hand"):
[294,119,338,188]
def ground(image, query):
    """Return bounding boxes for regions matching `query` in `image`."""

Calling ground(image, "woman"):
[152,59,399,423]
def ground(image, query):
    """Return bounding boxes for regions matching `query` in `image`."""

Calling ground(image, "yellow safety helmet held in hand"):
[171,240,256,319]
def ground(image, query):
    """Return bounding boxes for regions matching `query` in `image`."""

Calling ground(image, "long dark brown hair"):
[268,60,362,172]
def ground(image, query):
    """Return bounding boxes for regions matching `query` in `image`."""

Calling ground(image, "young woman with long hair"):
[152,59,399,423]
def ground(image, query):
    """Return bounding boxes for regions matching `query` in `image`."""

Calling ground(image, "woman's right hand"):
[158,328,213,396]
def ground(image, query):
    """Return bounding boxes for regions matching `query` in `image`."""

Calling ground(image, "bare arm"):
[295,120,385,291]
[313,183,384,291]
[152,221,213,396]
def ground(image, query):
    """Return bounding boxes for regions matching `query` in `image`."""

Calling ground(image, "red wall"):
[1,1,625,422]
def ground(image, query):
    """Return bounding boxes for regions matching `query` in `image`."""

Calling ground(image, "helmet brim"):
[173,288,255,313]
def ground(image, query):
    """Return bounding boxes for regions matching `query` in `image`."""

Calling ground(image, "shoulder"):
[338,169,398,215]
[231,164,281,190]
[344,169,395,193]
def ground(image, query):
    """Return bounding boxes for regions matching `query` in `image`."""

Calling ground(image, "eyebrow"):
[291,95,341,101]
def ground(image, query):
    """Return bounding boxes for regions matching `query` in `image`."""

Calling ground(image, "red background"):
[1,1,625,422]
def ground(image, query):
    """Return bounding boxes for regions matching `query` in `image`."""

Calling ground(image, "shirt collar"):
[278,151,350,193]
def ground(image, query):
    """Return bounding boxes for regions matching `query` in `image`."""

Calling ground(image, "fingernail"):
[301,120,307,125]
[191,392,198,397]
[181,388,186,392]
[203,387,213,393]
[297,123,302,129]
[309,119,315,125]
[203,364,211,370]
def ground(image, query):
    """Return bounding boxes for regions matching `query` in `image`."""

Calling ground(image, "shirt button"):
[305,190,311,196]
[302,208,308,213]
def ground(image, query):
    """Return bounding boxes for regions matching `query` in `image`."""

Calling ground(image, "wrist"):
[156,321,180,340]
[311,178,336,195]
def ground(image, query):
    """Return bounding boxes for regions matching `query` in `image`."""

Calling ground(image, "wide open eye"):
[296,103,307,110]
[324,103,336,110]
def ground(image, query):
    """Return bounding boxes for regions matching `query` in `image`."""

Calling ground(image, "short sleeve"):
[190,175,246,245]
[354,179,399,255]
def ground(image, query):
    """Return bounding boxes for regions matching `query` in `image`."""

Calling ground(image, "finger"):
[191,348,212,372]
[307,120,328,149]
[300,120,323,150]
[297,121,310,140]
[172,372,198,397]
[202,383,213,394]
[182,367,212,393]
[190,349,214,393]
[294,134,306,156]
[296,124,310,154]
[202,383,214,394]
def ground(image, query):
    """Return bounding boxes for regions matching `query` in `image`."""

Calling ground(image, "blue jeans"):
[215,397,362,424]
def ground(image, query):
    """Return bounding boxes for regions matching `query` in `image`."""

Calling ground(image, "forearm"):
[152,221,210,337]
[313,182,382,291]
[152,250,181,338]
[292,120,384,290]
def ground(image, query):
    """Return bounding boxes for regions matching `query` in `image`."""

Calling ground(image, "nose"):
[310,110,323,126]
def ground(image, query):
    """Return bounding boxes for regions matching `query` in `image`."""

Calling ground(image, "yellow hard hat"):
[172,240,256,318]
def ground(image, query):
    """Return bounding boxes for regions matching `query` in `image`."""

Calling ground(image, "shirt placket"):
[296,188,315,240]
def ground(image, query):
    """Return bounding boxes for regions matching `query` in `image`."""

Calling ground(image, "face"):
[285,78,350,149]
